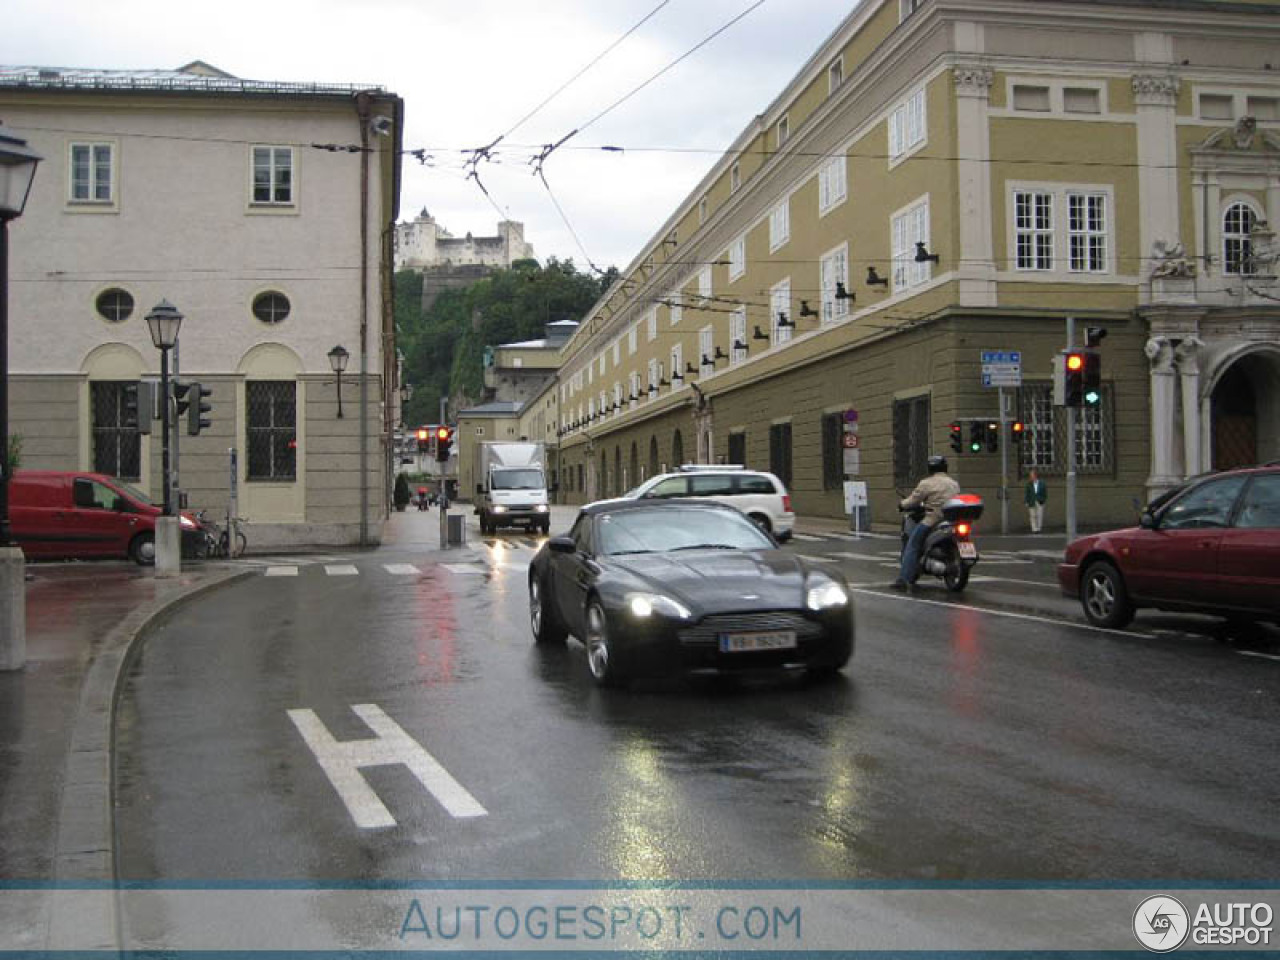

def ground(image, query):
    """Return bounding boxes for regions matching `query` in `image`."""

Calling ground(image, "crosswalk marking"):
[383,563,421,576]
[325,564,359,576]
[442,563,486,574]
[264,566,299,577]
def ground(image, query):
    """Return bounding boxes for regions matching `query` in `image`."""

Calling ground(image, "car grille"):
[677,611,823,649]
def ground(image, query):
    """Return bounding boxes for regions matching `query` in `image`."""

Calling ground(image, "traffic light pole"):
[1066,317,1078,543]
[999,386,1009,535]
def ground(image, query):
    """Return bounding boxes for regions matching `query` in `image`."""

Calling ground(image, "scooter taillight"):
[956,522,971,538]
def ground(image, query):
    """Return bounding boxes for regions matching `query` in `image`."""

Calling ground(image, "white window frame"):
[899,0,924,22]
[68,141,116,207]
[771,278,793,346]
[598,354,606,376]
[1013,190,1055,271]
[1003,78,1108,118]
[730,161,741,193]
[629,371,640,406]
[891,196,932,291]
[612,340,621,366]
[648,358,661,394]
[699,325,714,378]
[668,292,683,326]
[1223,198,1261,276]
[828,57,844,95]
[671,342,684,382]
[613,382,623,412]
[888,88,926,166]
[698,267,712,303]
[730,307,747,366]
[587,363,593,386]
[646,308,658,341]
[777,115,789,148]
[818,155,847,216]
[769,198,790,252]
[728,236,746,281]
[820,244,850,323]
[628,325,637,355]
[1067,192,1109,273]
[250,145,295,207]
[698,197,708,224]
[1006,182,1116,279]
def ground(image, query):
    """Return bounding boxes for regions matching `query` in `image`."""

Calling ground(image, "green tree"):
[6,434,21,472]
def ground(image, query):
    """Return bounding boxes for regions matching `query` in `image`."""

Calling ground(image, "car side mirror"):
[548,536,576,554]
[1139,511,1157,529]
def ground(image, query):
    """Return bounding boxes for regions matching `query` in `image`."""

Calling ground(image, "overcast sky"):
[1,0,854,273]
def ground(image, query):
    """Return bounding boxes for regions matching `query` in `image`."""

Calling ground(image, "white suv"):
[623,465,794,540]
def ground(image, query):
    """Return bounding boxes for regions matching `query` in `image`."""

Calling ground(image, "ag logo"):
[1133,895,1190,952]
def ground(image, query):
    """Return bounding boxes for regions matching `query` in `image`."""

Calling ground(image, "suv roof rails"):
[678,463,745,472]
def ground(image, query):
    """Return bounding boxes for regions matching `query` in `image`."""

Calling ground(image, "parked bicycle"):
[196,511,248,559]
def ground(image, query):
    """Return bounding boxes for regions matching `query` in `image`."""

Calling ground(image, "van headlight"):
[627,593,692,620]
[180,515,196,530]
[805,577,848,611]
[535,504,549,513]
[492,505,507,514]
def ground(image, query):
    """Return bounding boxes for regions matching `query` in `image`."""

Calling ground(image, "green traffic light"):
[969,442,981,452]
[1084,390,1101,406]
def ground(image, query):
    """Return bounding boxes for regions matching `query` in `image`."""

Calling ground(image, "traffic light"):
[1082,350,1102,407]
[172,381,192,422]
[416,427,429,452]
[122,381,154,435]
[435,425,453,463]
[186,382,212,435]
[1011,420,1025,444]
[968,421,984,453]
[986,421,999,453]
[1063,350,1086,407]
[949,421,963,454]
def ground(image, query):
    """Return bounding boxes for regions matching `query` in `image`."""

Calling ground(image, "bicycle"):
[196,511,248,559]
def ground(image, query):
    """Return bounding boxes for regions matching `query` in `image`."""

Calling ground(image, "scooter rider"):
[894,455,960,589]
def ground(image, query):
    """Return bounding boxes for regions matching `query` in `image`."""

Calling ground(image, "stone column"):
[0,547,25,671]
[1175,337,1205,477]
[953,66,997,306]
[1133,75,1181,279]
[1145,336,1179,498]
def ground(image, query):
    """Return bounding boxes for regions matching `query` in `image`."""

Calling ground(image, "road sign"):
[981,349,1022,387]
[842,433,859,450]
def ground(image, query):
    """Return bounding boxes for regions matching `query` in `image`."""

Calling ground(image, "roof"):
[0,65,383,98]
[457,401,523,417]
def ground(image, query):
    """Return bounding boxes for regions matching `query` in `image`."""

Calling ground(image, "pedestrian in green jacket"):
[1025,469,1047,533]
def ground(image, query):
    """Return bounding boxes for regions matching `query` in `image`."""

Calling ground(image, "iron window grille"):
[1017,382,1113,476]
[821,412,843,491]
[768,422,792,489]
[247,381,297,481]
[892,395,931,491]
[252,291,291,324]
[91,381,141,480]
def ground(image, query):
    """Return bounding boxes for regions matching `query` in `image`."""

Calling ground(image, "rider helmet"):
[926,455,949,474]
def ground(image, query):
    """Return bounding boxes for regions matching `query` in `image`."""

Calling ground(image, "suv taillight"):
[782,494,792,513]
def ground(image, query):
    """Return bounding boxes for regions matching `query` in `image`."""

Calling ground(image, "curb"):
[45,565,257,950]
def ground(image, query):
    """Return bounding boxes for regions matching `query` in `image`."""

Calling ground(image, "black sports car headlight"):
[805,575,849,611]
[626,592,694,620]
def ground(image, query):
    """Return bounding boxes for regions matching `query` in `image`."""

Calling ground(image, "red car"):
[1058,464,1280,629]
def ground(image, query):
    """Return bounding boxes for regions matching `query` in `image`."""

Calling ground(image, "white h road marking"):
[264,566,299,577]
[325,564,359,576]
[287,704,487,829]
[383,563,421,576]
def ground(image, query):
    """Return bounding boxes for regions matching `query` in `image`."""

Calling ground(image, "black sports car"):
[527,499,855,686]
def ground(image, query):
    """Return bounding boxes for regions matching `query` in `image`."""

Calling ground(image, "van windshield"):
[111,479,155,507]
[492,469,545,491]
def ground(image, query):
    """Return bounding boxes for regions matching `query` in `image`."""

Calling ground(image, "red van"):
[8,471,202,565]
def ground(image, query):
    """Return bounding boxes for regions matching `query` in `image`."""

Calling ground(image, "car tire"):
[1081,561,1134,629]
[529,575,567,645]
[747,513,772,535]
[584,600,628,688]
[130,532,156,566]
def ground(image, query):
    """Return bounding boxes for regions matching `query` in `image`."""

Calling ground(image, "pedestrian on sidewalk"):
[1024,469,1047,533]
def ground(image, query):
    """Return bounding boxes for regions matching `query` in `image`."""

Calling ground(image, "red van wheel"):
[129,532,156,566]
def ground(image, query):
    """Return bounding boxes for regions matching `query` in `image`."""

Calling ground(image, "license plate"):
[719,631,797,653]
[958,541,977,560]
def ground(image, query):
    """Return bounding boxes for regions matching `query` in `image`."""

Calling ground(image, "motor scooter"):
[899,494,984,592]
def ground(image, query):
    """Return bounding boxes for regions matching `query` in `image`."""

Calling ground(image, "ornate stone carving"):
[953,66,994,94]
[1204,116,1258,151]
[1132,74,1179,105]
[1174,336,1205,375]
[1145,336,1176,374]
[1149,239,1197,278]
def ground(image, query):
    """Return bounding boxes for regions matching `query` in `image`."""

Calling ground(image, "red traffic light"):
[1011,420,1025,434]
[436,426,450,441]
[416,428,428,441]
[1066,352,1085,372]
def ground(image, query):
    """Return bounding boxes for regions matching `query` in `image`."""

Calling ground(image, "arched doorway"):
[672,429,684,468]
[1210,350,1279,470]
[614,447,622,497]
[649,436,660,476]
[629,442,639,489]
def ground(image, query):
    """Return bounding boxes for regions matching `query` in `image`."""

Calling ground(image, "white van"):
[623,465,794,540]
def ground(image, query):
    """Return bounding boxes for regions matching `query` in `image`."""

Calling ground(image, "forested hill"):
[395,258,617,427]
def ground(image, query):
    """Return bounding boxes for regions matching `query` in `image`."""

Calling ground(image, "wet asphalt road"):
[113,534,1280,885]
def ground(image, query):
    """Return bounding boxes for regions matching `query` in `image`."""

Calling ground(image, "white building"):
[394,209,535,270]
[1,63,403,547]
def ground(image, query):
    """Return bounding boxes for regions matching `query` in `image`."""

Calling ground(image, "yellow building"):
[535,0,1279,532]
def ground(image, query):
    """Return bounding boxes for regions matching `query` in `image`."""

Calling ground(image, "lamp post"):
[146,300,183,516]
[1,121,43,672]
[328,344,350,418]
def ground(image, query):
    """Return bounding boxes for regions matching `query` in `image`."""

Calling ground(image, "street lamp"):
[0,121,43,547]
[328,344,350,418]
[146,300,183,516]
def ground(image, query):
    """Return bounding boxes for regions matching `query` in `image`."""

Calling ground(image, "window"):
[252,291,291,324]
[647,358,661,394]
[728,433,746,467]
[1224,202,1258,275]
[892,395,930,491]
[730,307,747,365]
[91,382,141,480]
[740,475,774,494]
[690,473,735,497]
[698,267,712,303]
[828,58,844,95]
[1247,96,1279,122]
[771,278,792,346]
[251,146,294,205]
[646,309,658,341]
[1012,85,1051,112]
[628,325,637,354]
[1064,87,1101,114]
[892,198,931,290]
[818,155,847,214]
[629,371,640,403]
[671,343,684,382]
[1199,94,1234,121]
[648,477,688,499]
[1017,382,1113,474]
[1236,475,1280,529]
[822,412,843,491]
[899,0,924,20]
[699,197,708,224]
[776,115,789,148]
[699,326,714,378]
[598,354,606,376]
[888,89,926,162]
[1014,191,1054,270]
[73,477,126,511]
[247,381,297,481]
[730,161,741,193]
[69,142,114,204]
[668,292,682,326]
[1068,193,1108,273]
[613,382,623,411]
[820,245,849,323]
[612,341,621,365]
[769,199,790,252]
[729,236,746,281]
[768,422,792,489]
[1162,476,1247,530]
[95,288,134,324]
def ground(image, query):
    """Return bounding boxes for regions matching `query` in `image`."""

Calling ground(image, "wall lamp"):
[866,266,889,288]
[686,361,698,375]
[777,311,795,329]
[799,301,818,318]
[714,345,729,361]
[753,325,771,341]
[327,344,350,418]
[835,281,854,301]
[915,241,939,264]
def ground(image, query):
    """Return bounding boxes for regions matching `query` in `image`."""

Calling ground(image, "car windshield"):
[595,506,773,556]
[111,479,155,507]
[492,469,545,490]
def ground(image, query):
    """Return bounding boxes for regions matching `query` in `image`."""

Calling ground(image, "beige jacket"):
[901,473,961,526]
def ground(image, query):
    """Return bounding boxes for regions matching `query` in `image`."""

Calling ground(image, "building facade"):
[394,210,535,271]
[2,64,403,547]
[540,0,1279,533]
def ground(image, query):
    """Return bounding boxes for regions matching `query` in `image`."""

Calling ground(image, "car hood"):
[610,549,819,612]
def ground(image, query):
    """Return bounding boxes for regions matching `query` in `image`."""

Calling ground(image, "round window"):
[252,291,291,324]
[95,288,134,323]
